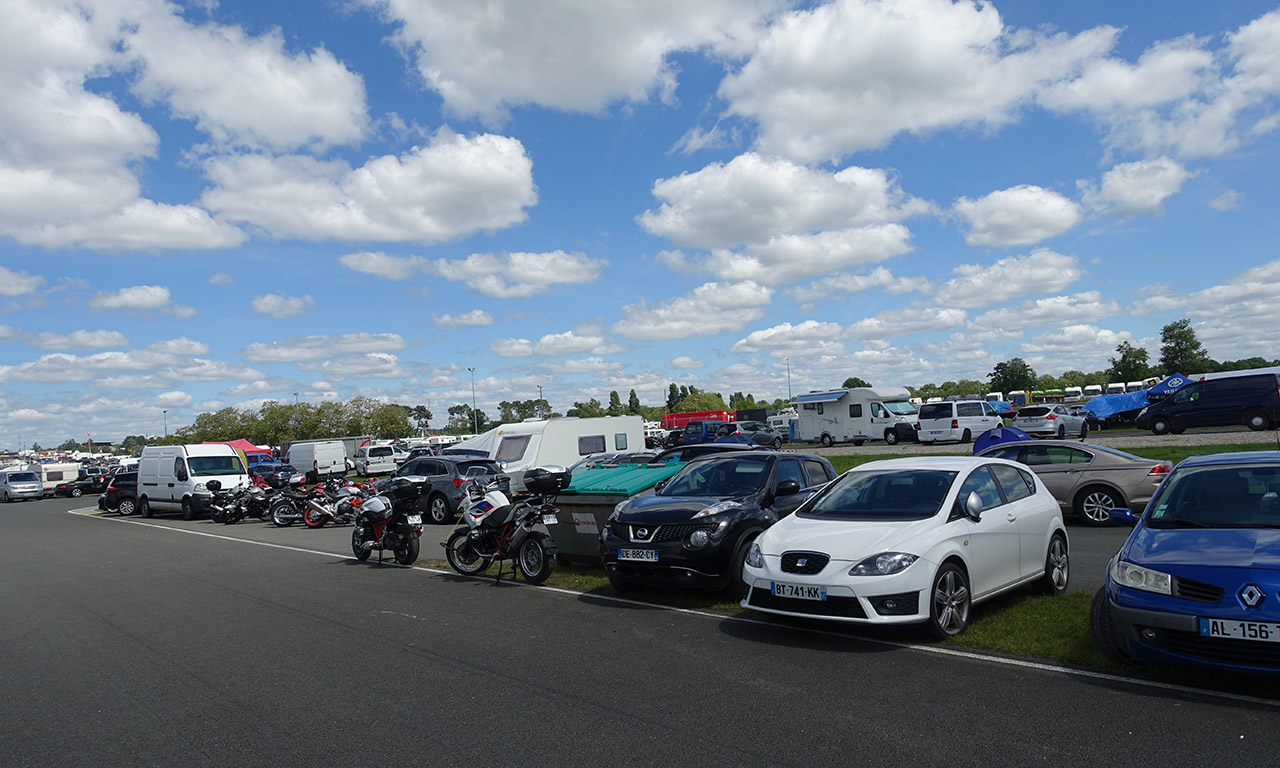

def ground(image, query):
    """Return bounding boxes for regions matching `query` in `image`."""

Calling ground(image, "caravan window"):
[578,435,606,455]
[47,471,65,482]
[614,433,628,450]
[496,435,532,463]
[849,404,862,418]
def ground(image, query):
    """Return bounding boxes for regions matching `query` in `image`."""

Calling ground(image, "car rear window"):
[1019,406,1050,416]
[917,404,952,420]
[369,446,393,458]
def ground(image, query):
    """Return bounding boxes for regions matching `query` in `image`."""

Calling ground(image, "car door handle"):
[1006,513,1016,522]
[168,483,175,487]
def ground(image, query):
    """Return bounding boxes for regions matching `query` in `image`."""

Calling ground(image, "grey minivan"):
[1,470,44,502]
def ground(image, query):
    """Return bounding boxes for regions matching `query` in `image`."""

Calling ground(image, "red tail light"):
[913,423,920,430]
[1148,465,1170,476]
[452,478,464,489]
[107,485,118,492]
[1046,413,1057,420]
[951,419,958,429]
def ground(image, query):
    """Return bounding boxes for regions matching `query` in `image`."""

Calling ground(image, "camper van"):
[138,444,247,519]
[793,387,919,447]
[36,462,81,495]
[286,440,346,478]
[450,416,644,492]
[1106,383,1126,395]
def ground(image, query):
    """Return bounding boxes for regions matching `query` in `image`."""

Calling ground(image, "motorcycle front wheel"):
[271,502,295,527]
[394,535,420,566]
[516,532,555,585]
[303,506,327,528]
[444,529,492,576]
[352,527,371,562]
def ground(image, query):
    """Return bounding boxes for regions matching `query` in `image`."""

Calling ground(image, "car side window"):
[990,464,1032,502]
[985,446,1022,461]
[773,459,806,488]
[173,457,187,480]
[952,466,1004,520]
[801,460,831,487]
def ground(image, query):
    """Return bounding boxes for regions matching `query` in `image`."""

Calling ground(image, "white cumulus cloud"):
[250,293,314,319]
[953,185,1082,247]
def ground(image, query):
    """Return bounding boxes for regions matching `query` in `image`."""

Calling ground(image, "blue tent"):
[972,426,1031,455]
[1081,391,1150,420]
[1147,373,1192,398]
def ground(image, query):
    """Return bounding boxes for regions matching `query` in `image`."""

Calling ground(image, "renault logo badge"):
[1240,584,1265,607]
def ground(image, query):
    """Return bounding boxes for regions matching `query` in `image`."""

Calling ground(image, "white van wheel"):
[820,434,834,448]
[884,429,899,445]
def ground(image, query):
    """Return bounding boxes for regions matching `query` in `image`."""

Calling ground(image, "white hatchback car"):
[915,400,1003,444]
[742,456,1069,637]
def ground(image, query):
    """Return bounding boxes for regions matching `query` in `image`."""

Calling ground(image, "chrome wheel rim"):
[520,541,543,574]
[1048,537,1069,590]
[1081,492,1114,523]
[431,498,446,522]
[933,570,970,635]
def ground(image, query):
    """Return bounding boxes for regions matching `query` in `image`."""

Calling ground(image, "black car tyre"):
[723,535,758,600]
[960,429,972,444]
[352,527,371,562]
[444,529,492,575]
[884,429,899,445]
[117,498,137,516]
[1056,424,1066,439]
[820,434,834,448]
[1074,485,1122,526]
[71,487,83,498]
[1246,408,1271,431]
[1150,416,1171,436]
[772,437,783,449]
[181,497,196,521]
[139,497,152,518]
[924,563,971,639]
[1037,533,1069,594]
[516,533,555,585]
[1089,586,1131,663]
[394,535,420,566]
[426,493,451,524]
[853,439,865,447]
[1079,421,1088,439]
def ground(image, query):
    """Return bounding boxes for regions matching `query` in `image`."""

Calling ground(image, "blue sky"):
[3,0,1280,448]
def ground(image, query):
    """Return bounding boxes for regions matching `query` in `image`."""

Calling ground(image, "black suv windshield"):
[661,456,770,497]
[1147,465,1280,528]
[800,469,957,521]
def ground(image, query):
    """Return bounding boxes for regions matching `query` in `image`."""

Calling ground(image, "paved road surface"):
[3,497,1277,767]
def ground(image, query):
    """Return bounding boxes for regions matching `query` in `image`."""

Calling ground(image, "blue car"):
[1091,451,1280,674]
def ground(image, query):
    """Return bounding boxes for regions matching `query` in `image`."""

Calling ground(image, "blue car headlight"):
[745,541,764,569]
[1112,560,1172,595]
[849,552,917,576]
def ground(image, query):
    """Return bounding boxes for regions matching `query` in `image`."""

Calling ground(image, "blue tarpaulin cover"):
[987,400,1013,414]
[1082,391,1150,420]
[1147,373,1191,398]
[972,426,1031,455]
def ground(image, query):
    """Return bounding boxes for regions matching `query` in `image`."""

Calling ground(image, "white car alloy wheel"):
[1040,534,1069,594]
[929,564,971,638]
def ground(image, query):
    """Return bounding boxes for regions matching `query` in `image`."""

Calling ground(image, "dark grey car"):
[976,440,1172,526]
[382,456,503,524]
[715,420,785,448]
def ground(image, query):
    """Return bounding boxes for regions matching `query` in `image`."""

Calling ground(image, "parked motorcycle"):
[350,475,426,565]
[303,479,368,528]
[222,481,273,525]
[443,466,569,584]
[269,473,312,527]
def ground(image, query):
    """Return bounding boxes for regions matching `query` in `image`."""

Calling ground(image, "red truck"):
[659,410,732,430]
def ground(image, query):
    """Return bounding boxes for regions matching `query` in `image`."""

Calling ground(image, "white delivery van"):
[450,416,644,492]
[915,400,1003,444]
[353,444,396,476]
[792,387,919,447]
[137,444,247,520]
[286,440,346,478]
[37,463,82,495]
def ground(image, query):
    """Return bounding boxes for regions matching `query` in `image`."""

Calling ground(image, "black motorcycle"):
[351,476,425,565]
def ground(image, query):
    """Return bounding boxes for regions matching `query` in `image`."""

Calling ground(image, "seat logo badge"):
[796,557,808,567]
[1240,584,1265,607]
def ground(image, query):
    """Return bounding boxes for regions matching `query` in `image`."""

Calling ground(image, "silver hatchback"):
[1011,404,1088,439]
[975,440,1171,526]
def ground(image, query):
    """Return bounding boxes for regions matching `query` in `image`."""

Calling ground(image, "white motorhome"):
[138,444,247,520]
[452,416,644,491]
[36,462,81,495]
[1064,386,1084,401]
[286,440,346,477]
[766,408,798,440]
[793,387,919,447]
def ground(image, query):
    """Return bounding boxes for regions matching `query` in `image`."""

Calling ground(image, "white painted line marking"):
[69,509,1280,708]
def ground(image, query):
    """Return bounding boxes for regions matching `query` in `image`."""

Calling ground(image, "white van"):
[915,400,1003,444]
[353,444,396,476]
[138,444,247,519]
[449,416,644,492]
[793,387,919,446]
[286,440,346,478]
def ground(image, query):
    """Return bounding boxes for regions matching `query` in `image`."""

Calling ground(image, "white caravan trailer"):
[37,462,81,495]
[454,416,644,492]
[793,387,919,447]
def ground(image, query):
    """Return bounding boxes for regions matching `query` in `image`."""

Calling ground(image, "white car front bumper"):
[741,558,936,626]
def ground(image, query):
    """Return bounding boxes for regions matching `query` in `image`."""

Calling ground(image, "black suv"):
[600,451,836,595]
[380,455,504,524]
[98,471,139,515]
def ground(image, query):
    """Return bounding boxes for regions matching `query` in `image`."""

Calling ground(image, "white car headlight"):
[849,552,918,576]
[1112,561,1171,594]
[193,482,206,492]
[745,541,764,569]
[692,500,739,518]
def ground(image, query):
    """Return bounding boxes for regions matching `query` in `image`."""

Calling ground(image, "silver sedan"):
[975,440,1172,526]
[1011,404,1088,439]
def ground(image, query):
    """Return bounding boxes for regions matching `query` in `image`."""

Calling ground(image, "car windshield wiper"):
[1148,518,1210,528]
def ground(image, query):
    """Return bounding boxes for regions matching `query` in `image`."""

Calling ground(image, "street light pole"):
[785,357,792,400]
[467,367,478,434]
[162,409,168,437]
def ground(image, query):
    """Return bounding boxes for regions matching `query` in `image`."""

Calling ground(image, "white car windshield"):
[188,456,246,476]
[801,469,957,521]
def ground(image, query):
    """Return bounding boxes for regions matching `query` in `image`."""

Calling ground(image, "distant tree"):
[408,405,432,432]
[566,398,607,418]
[627,389,641,415]
[675,391,727,413]
[1036,374,1062,391]
[728,391,760,410]
[57,439,84,452]
[1217,356,1277,372]
[607,390,624,417]
[666,384,680,412]
[370,404,413,439]
[678,385,690,403]
[988,358,1037,394]
[120,435,150,453]
[447,404,477,433]
[1159,318,1212,374]
[842,376,872,389]
[1058,370,1089,389]
[1108,341,1154,382]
